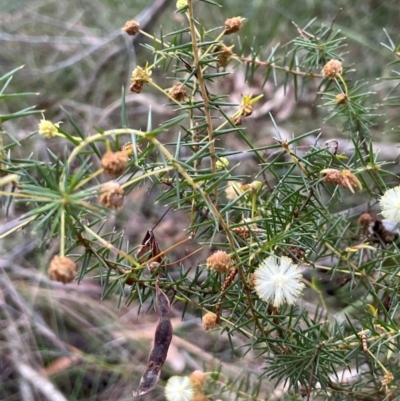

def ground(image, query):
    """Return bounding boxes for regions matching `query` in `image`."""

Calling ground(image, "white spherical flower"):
[380,186,400,224]
[254,255,305,307]
[165,376,194,401]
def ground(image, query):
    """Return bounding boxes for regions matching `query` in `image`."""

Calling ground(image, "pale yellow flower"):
[176,0,188,9]
[38,119,60,138]
[224,181,243,200]
[216,157,229,170]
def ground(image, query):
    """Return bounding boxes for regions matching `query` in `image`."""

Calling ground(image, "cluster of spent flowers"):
[206,250,232,273]
[214,43,235,67]
[98,181,125,209]
[101,150,129,177]
[223,16,245,35]
[48,255,77,284]
[322,59,343,79]
[231,218,265,240]
[202,311,218,331]
[231,94,263,125]
[121,19,140,36]
[320,168,362,193]
[129,65,152,93]
[169,82,187,102]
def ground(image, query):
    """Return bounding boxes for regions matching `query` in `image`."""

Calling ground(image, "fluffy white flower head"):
[380,186,400,224]
[165,376,194,401]
[254,255,305,307]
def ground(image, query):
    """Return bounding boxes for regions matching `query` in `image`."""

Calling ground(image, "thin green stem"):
[60,207,65,257]
[187,0,218,202]
[238,56,323,78]
[82,224,139,268]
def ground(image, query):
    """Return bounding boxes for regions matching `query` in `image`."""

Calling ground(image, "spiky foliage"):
[2,1,400,401]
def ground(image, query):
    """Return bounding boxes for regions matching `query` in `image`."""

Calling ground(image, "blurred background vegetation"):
[1,0,400,400]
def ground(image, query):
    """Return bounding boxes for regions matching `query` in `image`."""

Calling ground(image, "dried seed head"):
[322,59,343,79]
[232,218,264,240]
[48,255,77,284]
[359,212,373,228]
[38,118,60,138]
[121,142,135,157]
[321,168,362,193]
[130,66,152,93]
[214,43,234,67]
[189,370,207,390]
[101,151,129,177]
[247,273,256,289]
[169,83,187,102]
[231,114,243,125]
[335,93,349,104]
[99,181,125,209]
[121,20,140,36]
[286,246,306,261]
[202,312,217,331]
[206,250,232,273]
[382,371,394,387]
[232,226,250,239]
[223,16,245,35]
[148,261,160,273]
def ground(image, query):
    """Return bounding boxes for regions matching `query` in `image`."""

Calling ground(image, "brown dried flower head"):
[286,246,306,261]
[322,59,343,79]
[232,218,264,240]
[148,261,160,273]
[202,312,217,331]
[214,43,234,67]
[381,371,394,388]
[224,16,245,35]
[99,181,125,209]
[130,66,152,93]
[231,114,243,125]
[189,370,207,390]
[122,20,140,36]
[335,93,349,104]
[232,225,251,239]
[241,103,253,117]
[358,212,373,228]
[169,83,187,102]
[48,255,77,284]
[321,168,362,193]
[101,151,129,177]
[206,250,232,273]
[247,273,256,289]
